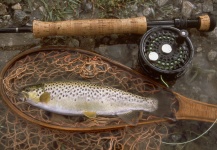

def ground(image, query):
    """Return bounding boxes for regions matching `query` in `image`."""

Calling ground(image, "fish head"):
[18,85,44,103]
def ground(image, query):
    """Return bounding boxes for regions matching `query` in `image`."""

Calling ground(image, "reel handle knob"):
[176,30,189,44]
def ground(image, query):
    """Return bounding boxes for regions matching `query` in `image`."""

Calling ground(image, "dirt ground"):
[0,0,217,149]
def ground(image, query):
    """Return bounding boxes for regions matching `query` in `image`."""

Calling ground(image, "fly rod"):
[0,13,215,38]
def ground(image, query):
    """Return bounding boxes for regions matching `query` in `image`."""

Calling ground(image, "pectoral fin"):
[117,111,141,126]
[83,111,97,118]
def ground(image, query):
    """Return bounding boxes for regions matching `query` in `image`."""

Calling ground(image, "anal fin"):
[117,111,141,126]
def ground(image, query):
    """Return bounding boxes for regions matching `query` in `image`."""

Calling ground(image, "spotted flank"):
[19,81,158,125]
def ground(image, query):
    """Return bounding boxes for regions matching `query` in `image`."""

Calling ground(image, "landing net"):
[0,47,174,149]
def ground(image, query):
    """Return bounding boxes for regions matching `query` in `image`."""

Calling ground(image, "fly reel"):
[138,27,194,80]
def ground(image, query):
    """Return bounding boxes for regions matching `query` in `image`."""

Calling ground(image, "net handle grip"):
[174,92,217,123]
[33,17,147,38]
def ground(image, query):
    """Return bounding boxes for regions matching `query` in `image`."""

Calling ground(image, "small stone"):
[181,1,195,18]
[85,1,93,12]
[12,3,22,10]
[80,38,95,50]
[207,51,217,61]
[68,39,80,47]
[196,46,202,53]
[0,3,8,15]
[192,86,201,94]
[39,6,46,14]
[2,15,11,20]
[81,0,93,13]
[13,10,30,26]
[193,3,202,15]
[157,0,169,6]
[130,5,138,12]
[171,134,182,142]
[30,9,43,21]
[142,6,152,16]
[202,0,213,12]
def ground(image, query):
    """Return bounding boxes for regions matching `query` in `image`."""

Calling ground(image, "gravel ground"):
[0,0,217,149]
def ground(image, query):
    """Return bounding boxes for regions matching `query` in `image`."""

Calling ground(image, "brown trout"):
[19,81,158,125]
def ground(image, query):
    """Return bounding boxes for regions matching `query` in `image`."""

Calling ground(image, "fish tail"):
[151,90,175,119]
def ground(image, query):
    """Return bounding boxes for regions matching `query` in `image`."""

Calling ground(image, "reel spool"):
[138,27,194,80]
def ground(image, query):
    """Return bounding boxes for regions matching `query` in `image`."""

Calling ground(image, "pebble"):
[196,46,202,53]
[202,0,213,12]
[68,39,80,47]
[142,6,152,16]
[193,3,202,15]
[83,0,93,12]
[171,134,182,142]
[157,0,169,6]
[86,2,92,11]
[192,86,201,94]
[181,1,195,18]
[39,6,46,14]
[13,10,29,26]
[207,51,217,61]
[0,3,8,16]
[130,5,138,12]
[2,15,11,20]
[30,9,43,21]
[12,3,22,10]
[80,38,95,50]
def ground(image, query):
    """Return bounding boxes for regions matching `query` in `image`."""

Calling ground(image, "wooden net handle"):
[33,17,147,38]
[174,92,217,123]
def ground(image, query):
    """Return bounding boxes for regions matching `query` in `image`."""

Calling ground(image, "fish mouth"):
[17,91,29,101]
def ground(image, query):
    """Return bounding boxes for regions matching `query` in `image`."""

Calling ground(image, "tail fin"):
[151,89,178,120]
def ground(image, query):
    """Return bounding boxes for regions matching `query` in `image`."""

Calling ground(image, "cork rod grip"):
[33,17,147,38]
[175,93,217,123]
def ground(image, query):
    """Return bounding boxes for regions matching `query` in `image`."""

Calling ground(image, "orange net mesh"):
[0,46,172,149]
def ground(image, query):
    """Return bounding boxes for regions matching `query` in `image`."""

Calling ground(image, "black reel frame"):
[138,26,194,81]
